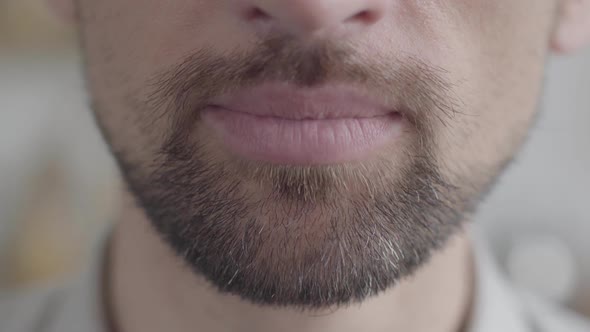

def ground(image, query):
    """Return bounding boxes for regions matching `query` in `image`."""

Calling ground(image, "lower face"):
[79,0,556,308]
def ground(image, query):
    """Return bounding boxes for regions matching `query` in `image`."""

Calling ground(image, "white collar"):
[466,231,530,332]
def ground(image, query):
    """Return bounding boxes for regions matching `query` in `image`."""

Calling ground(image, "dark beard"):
[93,36,482,309]
[118,135,471,309]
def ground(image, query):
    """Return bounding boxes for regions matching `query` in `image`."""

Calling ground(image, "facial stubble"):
[96,37,482,309]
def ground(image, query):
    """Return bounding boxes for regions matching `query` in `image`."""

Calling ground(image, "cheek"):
[80,0,239,163]
[47,0,76,22]
[433,1,555,183]
[81,0,243,89]
[80,0,212,166]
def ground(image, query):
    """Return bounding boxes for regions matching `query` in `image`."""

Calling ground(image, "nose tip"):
[241,0,388,37]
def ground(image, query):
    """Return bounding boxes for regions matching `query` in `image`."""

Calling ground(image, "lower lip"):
[201,107,404,165]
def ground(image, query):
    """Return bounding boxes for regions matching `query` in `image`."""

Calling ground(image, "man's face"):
[77,0,556,308]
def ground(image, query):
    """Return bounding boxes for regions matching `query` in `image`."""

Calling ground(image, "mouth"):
[201,82,404,165]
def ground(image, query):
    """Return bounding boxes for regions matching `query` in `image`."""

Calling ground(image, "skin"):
[49,0,590,331]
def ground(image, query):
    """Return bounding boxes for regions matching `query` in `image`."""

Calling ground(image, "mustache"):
[145,36,460,143]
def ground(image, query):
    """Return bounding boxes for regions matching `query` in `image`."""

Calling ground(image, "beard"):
[92,36,486,309]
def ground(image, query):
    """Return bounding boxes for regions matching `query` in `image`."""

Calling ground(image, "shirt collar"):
[466,229,530,332]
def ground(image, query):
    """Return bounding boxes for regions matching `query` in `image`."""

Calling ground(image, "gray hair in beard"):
[112,35,475,309]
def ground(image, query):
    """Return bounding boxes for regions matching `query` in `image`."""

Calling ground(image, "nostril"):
[245,7,272,22]
[346,10,380,25]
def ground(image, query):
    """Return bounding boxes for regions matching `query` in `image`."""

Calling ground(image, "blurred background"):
[0,0,589,319]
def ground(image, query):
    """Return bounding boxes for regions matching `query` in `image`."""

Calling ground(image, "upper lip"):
[209,82,395,120]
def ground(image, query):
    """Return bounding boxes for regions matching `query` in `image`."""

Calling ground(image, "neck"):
[107,192,474,332]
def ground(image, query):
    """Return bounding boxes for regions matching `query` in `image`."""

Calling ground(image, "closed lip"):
[208,82,398,120]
